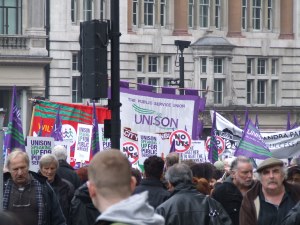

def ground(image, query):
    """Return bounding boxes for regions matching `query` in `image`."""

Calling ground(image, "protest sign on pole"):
[74,124,92,162]
[182,140,206,163]
[169,130,192,153]
[138,132,161,163]
[26,136,54,172]
[122,141,139,164]
[98,124,111,150]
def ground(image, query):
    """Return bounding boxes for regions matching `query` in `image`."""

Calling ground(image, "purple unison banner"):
[120,87,203,160]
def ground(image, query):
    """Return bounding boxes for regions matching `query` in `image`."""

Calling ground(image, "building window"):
[267,0,272,30]
[242,0,247,30]
[72,54,79,71]
[247,58,253,74]
[144,0,154,26]
[271,80,277,104]
[257,80,266,104]
[200,78,207,97]
[133,0,138,26]
[0,0,22,34]
[160,0,166,26]
[257,58,266,75]
[100,0,105,20]
[214,57,223,74]
[84,0,93,21]
[149,78,159,92]
[163,56,170,73]
[148,56,158,72]
[246,80,253,104]
[252,0,262,30]
[271,58,277,75]
[188,0,194,28]
[201,57,207,73]
[137,55,144,72]
[215,0,221,29]
[72,77,82,103]
[214,79,223,104]
[71,0,77,23]
[137,77,145,83]
[199,0,209,28]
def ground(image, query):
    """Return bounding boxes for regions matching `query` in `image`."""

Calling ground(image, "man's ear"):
[130,176,137,193]
[87,181,96,198]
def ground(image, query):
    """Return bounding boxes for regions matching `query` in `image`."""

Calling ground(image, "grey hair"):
[6,149,30,169]
[39,154,59,170]
[52,145,67,160]
[230,156,252,171]
[165,163,193,187]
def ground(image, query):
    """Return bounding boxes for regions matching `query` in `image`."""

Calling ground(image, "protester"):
[0,211,23,225]
[282,201,300,225]
[286,166,300,184]
[156,163,233,225]
[69,182,100,225]
[131,167,142,186]
[87,149,165,225]
[39,154,74,224]
[133,155,170,208]
[76,166,88,185]
[190,162,216,195]
[3,150,66,225]
[165,152,179,170]
[212,156,254,225]
[52,145,81,189]
[240,157,300,225]
[224,157,235,177]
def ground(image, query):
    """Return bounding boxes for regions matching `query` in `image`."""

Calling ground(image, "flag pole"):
[28,105,36,136]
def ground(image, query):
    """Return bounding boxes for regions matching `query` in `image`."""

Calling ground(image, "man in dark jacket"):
[53,145,81,189]
[69,182,100,225]
[212,156,254,225]
[133,155,170,208]
[3,150,66,225]
[240,158,300,225]
[156,163,232,225]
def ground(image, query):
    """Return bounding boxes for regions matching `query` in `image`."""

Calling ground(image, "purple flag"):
[4,86,25,152]
[199,97,206,112]
[37,119,44,137]
[208,110,218,163]
[120,81,130,88]
[244,109,249,128]
[234,120,271,160]
[185,89,198,96]
[162,86,176,95]
[287,112,291,131]
[197,120,204,140]
[169,139,176,153]
[233,114,240,128]
[91,101,100,156]
[50,107,63,141]
[291,122,298,130]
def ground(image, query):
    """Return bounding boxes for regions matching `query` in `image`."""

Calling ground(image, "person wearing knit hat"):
[240,157,300,225]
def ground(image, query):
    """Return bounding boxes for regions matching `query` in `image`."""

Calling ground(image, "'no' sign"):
[169,130,192,153]
[122,142,139,164]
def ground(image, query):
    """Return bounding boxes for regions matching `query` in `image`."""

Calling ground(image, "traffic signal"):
[79,20,109,100]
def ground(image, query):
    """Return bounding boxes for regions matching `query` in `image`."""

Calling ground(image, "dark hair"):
[131,168,142,186]
[212,168,224,180]
[144,156,164,179]
[190,162,216,181]
[287,166,300,180]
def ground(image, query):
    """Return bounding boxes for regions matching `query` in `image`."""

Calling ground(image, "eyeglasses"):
[12,185,31,208]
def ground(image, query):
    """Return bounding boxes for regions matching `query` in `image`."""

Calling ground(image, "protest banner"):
[182,140,206,163]
[122,142,139,164]
[169,129,192,153]
[120,87,203,159]
[98,124,111,150]
[214,111,300,159]
[74,124,92,162]
[26,136,54,172]
[138,132,161,163]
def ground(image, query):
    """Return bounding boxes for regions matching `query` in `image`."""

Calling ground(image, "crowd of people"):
[3,146,300,225]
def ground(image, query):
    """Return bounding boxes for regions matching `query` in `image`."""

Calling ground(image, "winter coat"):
[69,183,100,225]
[3,171,66,225]
[240,181,300,225]
[156,183,233,225]
[57,160,81,189]
[281,201,300,225]
[133,178,170,209]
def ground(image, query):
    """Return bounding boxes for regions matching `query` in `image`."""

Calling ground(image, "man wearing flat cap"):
[240,157,300,225]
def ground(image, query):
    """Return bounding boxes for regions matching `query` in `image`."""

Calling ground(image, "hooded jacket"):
[240,181,300,225]
[95,192,165,225]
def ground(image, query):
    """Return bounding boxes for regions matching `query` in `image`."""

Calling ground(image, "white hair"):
[52,145,67,160]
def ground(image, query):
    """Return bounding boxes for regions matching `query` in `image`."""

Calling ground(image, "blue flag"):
[50,107,63,141]
[235,120,271,160]
[4,86,25,152]
[91,101,100,156]
[208,110,218,163]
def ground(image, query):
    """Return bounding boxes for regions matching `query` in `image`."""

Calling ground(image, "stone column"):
[279,0,294,39]
[127,0,133,33]
[94,0,100,19]
[227,0,243,37]
[173,0,189,36]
